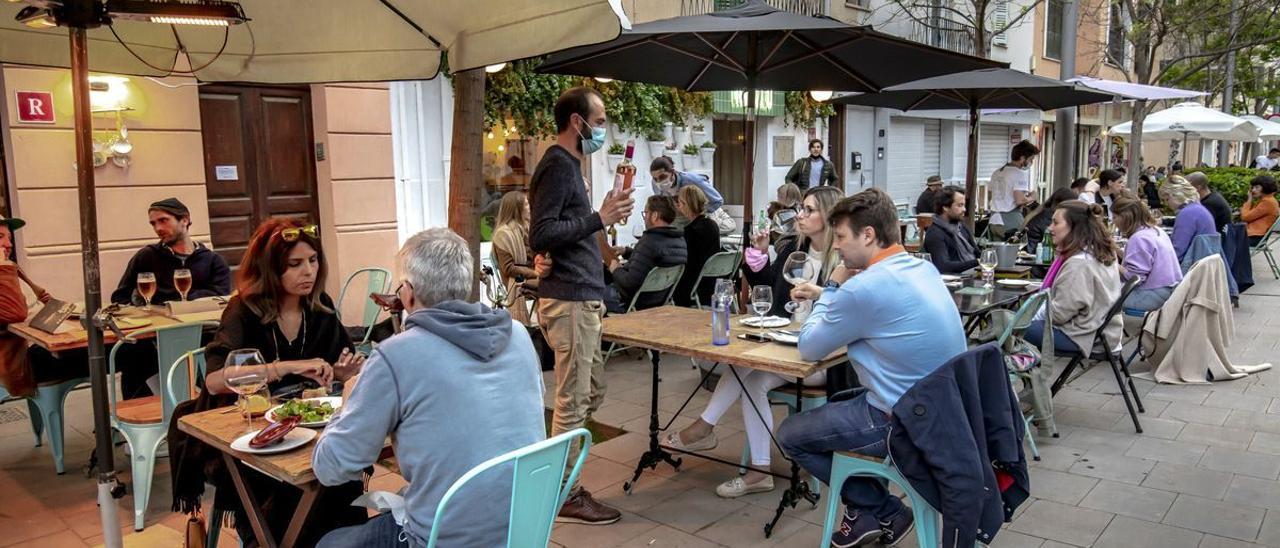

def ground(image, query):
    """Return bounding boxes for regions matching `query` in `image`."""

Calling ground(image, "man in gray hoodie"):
[313,227,545,547]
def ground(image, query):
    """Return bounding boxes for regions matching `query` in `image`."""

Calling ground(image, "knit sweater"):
[529,145,606,302]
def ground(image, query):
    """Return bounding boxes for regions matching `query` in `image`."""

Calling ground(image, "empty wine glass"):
[979,248,998,287]
[749,285,773,339]
[226,349,268,433]
[781,252,816,315]
[136,272,156,311]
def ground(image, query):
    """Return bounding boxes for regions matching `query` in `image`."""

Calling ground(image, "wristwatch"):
[825,279,841,290]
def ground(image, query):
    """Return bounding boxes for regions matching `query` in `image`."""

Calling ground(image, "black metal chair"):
[1049,276,1145,433]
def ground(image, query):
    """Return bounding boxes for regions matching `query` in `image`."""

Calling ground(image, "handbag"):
[184,508,208,548]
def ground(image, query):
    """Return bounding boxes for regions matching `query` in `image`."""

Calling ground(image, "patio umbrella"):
[830,68,1114,223]
[1066,76,1206,179]
[0,1,626,546]
[536,0,1003,218]
[1241,115,1280,140]
[1110,102,1260,167]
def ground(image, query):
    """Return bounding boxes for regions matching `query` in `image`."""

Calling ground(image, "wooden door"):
[712,118,753,207]
[199,85,319,269]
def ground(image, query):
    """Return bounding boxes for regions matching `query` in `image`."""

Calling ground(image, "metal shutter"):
[887,117,924,207]
[979,124,1012,178]
[922,119,942,184]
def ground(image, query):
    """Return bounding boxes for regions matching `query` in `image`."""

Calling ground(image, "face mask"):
[575,114,606,155]
[654,173,676,192]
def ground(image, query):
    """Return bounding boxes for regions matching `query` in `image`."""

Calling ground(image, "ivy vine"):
[783,91,836,129]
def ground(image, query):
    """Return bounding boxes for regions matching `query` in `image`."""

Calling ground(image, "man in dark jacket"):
[922,186,979,274]
[784,139,838,191]
[914,176,943,215]
[111,198,231,305]
[605,196,687,313]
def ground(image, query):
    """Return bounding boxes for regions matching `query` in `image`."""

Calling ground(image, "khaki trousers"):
[538,298,606,485]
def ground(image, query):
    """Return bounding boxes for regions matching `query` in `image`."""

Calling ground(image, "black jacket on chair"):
[888,343,1030,547]
[612,226,687,310]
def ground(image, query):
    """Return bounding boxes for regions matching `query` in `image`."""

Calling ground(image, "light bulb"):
[809,90,833,102]
[485,63,507,74]
[594,77,614,83]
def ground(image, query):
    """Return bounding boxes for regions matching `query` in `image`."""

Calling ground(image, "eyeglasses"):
[276,224,319,242]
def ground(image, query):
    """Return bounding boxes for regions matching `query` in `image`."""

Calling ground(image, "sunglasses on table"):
[276,224,319,242]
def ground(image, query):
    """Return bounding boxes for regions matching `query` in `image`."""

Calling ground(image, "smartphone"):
[738,332,771,343]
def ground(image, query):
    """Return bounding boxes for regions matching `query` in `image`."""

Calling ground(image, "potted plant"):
[691,123,707,143]
[675,122,689,145]
[682,142,700,168]
[607,142,625,171]
[699,141,716,165]
[645,129,667,157]
[664,121,675,143]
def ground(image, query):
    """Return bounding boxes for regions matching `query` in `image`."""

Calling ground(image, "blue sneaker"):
[879,510,915,547]
[831,508,883,548]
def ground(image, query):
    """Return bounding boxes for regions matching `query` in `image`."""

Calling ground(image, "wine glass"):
[225,349,268,433]
[749,285,773,339]
[173,269,192,302]
[136,272,157,311]
[979,248,998,287]
[781,252,816,315]
[631,220,645,240]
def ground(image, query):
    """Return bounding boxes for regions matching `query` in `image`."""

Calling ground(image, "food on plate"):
[271,398,337,423]
[238,394,272,416]
[249,416,300,449]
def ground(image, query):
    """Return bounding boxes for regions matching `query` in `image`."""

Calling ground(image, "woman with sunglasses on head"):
[169,218,368,546]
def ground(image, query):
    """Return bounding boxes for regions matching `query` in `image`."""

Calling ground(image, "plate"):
[740,316,789,328]
[997,279,1034,288]
[230,426,316,455]
[940,274,962,282]
[266,397,342,428]
[767,331,798,345]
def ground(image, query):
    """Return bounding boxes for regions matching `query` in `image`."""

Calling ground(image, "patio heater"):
[8,2,247,546]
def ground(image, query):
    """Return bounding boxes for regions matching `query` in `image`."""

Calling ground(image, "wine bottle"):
[613,140,636,226]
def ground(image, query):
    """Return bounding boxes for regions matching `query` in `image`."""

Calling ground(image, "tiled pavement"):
[1,255,1279,547]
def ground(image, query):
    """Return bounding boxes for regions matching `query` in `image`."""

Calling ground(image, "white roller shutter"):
[887,117,924,207]
[979,124,1012,178]
[923,119,942,183]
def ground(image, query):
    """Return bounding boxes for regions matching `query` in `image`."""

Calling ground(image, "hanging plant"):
[482,59,580,139]
[783,91,836,129]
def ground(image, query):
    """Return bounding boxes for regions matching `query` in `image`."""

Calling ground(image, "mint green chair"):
[337,267,391,353]
[1250,216,1280,279]
[426,428,591,548]
[690,250,740,309]
[738,382,827,495]
[1,376,89,474]
[603,265,684,365]
[995,291,1052,457]
[821,452,942,548]
[109,321,216,531]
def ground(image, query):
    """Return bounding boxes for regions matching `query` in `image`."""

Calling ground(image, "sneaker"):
[662,430,717,452]
[556,488,621,525]
[715,475,774,498]
[878,510,915,547]
[830,508,883,548]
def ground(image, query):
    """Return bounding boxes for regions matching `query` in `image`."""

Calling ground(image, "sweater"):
[798,252,967,412]
[1241,195,1279,237]
[205,293,353,392]
[612,225,687,309]
[313,301,545,547]
[673,215,722,307]
[111,242,231,305]
[1172,203,1218,259]
[529,145,606,302]
[1047,253,1123,353]
[1123,226,1183,290]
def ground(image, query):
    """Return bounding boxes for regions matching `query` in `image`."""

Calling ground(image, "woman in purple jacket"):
[1160,176,1217,260]
[1113,197,1183,311]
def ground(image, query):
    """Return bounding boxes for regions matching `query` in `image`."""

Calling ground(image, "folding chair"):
[1049,277,1145,433]
[603,265,684,365]
[1250,216,1280,279]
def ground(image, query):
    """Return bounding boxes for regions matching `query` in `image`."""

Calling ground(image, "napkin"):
[351,487,409,526]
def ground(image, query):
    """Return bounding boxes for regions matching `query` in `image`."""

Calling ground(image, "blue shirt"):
[798,252,968,412]
[652,170,724,212]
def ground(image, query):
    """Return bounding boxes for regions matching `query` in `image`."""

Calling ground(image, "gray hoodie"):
[313,300,545,547]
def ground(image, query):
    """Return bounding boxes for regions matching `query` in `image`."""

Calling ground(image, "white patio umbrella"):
[0,2,627,546]
[1242,115,1280,140]
[1110,102,1260,167]
[1068,77,1206,183]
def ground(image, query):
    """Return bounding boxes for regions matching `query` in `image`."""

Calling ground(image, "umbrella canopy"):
[537,0,1002,92]
[0,0,628,82]
[830,68,1113,111]
[1110,102,1260,141]
[1066,76,1205,101]
[1242,115,1280,140]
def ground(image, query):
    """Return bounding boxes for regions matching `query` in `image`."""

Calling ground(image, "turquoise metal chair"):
[1,376,89,474]
[109,321,216,531]
[738,382,827,494]
[603,265,684,365]
[821,452,942,548]
[336,267,391,353]
[1250,216,1280,279]
[994,291,1051,458]
[425,428,591,548]
[690,250,741,309]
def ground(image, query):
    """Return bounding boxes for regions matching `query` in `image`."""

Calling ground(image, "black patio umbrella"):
[830,68,1114,222]
[537,0,1003,218]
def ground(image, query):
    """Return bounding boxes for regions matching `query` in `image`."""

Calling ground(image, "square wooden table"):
[178,405,392,548]
[9,306,224,353]
[601,306,846,538]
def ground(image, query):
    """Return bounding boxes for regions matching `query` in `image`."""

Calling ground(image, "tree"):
[878,0,1045,58]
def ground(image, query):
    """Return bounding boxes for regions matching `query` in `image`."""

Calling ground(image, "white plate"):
[266,397,342,428]
[940,274,962,282]
[740,316,789,328]
[768,331,799,345]
[230,426,317,455]
[997,279,1034,288]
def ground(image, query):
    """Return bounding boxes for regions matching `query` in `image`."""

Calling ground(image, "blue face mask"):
[576,114,607,155]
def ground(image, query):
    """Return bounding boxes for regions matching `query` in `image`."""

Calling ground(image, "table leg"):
[622,350,681,494]
[763,378,819,538]
[281,483,321,548]
[222,453,277,548]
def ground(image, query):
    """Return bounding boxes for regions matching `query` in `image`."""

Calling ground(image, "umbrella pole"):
[745,87,755,223]
[964,103,979,232]
[69,26,122,548]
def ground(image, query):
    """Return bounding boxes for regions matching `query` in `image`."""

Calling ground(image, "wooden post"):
[447,68,486,300]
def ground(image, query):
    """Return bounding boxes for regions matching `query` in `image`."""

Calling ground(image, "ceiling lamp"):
[108,0,247,26]
[593,77,613,83]
[809,90,833,102]
[484,63,507,73]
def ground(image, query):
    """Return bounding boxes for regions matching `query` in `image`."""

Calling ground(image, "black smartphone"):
[738,332,771,343]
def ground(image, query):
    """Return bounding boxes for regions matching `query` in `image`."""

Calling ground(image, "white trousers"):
[700,366,826,466]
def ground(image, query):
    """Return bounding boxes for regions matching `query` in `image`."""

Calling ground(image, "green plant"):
[783,91,836,129]
[607,143,625,155]
[645,129,666,142]
[701,141,716,149]
[480,58,579,139]
[1196,167,1271,208]
[682,143,699,155]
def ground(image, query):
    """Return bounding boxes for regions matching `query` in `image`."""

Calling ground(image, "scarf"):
[1042,255,1067,288]
[931,215,977,262]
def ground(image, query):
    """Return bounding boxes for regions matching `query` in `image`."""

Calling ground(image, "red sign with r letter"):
[15,91,55,124]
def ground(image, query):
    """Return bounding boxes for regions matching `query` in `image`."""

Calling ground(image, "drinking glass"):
[225,349,268,433]
[979,249,998,287]
[136,272,157,311]
[173,269,192,302]
[631,221,645,240]
[781,252,816,315]
[749,285,773,339]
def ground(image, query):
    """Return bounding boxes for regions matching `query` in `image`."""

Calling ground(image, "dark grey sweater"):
[529,145,606,302]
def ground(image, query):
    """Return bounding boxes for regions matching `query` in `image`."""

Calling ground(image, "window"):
[1045,0,1065,60]
[1106,2,1127,67]
[992,0,1009,47]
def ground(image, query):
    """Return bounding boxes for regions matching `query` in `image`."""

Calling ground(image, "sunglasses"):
[276,224,319,242]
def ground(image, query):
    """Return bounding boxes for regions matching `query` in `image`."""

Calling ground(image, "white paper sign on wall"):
[214,165,238,181]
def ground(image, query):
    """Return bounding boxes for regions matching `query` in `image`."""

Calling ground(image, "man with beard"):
[111,198,231,306]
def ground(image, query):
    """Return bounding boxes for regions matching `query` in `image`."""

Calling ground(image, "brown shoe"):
[556,488,622,525]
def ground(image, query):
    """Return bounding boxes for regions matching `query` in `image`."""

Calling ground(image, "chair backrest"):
[164,349,206,408]
[627,265,685,312]
[109,321,217,424]
[1254,215,1280,249]
[426,429,591,548]
[691,251,741,308]
[996,291,1048,347]
[1089,277,1142,354]
[336,267,391,329]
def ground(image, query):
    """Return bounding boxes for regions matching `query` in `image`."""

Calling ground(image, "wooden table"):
[9,306,222,353]
[601,306,846,538]
[178,405,392,548]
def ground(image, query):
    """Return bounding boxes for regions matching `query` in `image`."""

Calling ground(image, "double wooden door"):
[199,85,319,269]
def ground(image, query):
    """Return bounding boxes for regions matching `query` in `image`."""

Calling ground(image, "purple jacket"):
[1124,226,1183,289]
[1172,203,1216,259]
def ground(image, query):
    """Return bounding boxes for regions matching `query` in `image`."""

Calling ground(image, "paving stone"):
[1094,515,1203,548]
[635,485,746,534]
[688,503,811,547]
[1126,437,1209,466]
[1079,479,1178,522]
[1225,410,1280,435]
[1163,402,1232,426]
[1204,391,1273,413]
[1111,414,1187,440]
[1198,534,1267,548]
[1178,423,1257,451]
[1141,462,1234,499]
[1257,509,1280,546]
[1029,469,1098,505]
[1008,499,1114,547]
[1062,427,1138,455]
[1224,475,1280,511]
[1069,450,1157,485]
[1147,384,1214,405]
[1056,388,1115,410]
[551,510,660,548]
[1163,494,1266,542]
[1056,406,1124,430]
[1028,443,1087,472]
[1250,431,1280,456]
[1198,446,1280,480]
[616,526,723,548]
[1104,395,1171,417]
[987,529,1045,548]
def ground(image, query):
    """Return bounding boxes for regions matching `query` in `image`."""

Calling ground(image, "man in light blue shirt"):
[777,188,967,548]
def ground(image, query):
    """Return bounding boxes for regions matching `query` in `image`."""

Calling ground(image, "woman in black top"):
[170,218,368,546]
[1025,187,1080,253]
[673,186,723,307]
